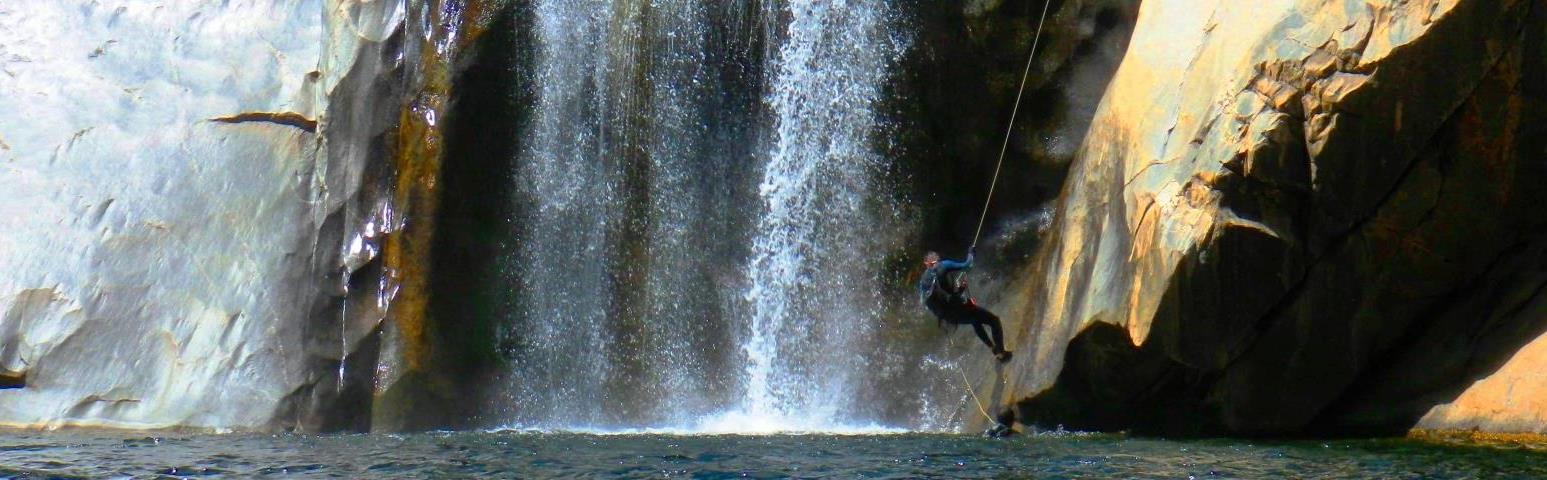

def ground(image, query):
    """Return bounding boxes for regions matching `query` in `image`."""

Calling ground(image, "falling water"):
[735,0,907,430]
[502,0,909,432]
[505,0,758,429]
[506,0,640,427]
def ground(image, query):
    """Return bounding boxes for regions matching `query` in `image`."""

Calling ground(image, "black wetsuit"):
[918,252,1007,355]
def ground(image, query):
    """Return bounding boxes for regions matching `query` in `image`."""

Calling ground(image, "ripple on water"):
[0,443,51,452]
[157,465,227,476]
[0,467,90,480]
[254,463,324,475]
[0,431,1542,478]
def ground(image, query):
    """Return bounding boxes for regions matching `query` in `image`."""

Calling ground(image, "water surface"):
[1,430,1543,478]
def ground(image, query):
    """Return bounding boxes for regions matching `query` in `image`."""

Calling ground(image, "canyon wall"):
[0,0,411,431]
[1000,0,1547,436]
[6,0,1543,438]
[0,0,1128,433]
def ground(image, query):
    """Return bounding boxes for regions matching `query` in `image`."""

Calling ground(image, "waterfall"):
[736,0,906,430]
[506,0,641,427]
[502,0,908,432]
[506,0,755,429]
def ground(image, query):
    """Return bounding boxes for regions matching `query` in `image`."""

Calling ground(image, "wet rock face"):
[0,1,404,430]
[1006,0,1547,436]
[890,0,1138,258]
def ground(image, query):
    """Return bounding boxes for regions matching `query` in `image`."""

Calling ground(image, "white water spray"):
[737,0,907,431]
[503,0,911,433]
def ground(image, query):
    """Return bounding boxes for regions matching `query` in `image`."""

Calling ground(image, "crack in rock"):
[209,112,319,133]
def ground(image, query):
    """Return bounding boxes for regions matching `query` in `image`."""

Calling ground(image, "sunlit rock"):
[1001,0,1547,436]
[0,0,403,430]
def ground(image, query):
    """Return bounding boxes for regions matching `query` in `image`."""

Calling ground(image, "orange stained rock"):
[1409,428,1547,450]
[1417,327,1547,434]
[380,0,498,375]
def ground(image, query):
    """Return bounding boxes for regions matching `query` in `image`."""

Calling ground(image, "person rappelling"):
[919,0,1054,368]
[919,246,1012,362]
[919,0,1049,439]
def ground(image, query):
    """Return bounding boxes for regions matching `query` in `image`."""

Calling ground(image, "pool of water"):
[1,430,1544,478]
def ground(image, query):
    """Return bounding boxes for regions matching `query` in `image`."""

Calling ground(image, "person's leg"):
[941,305,989,346]
[968,320,995,350]
[979,308,1005,353]
[963,305,1009,356]
[955,306,992,350]
[973,307,1012,361]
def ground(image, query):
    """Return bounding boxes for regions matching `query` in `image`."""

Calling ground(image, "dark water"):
[1,430,1544,479]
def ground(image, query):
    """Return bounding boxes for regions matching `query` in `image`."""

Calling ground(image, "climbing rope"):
[972,0,1056,248]
[956,356,996,425]
[952,0,1056,433]
[944,334,998,427]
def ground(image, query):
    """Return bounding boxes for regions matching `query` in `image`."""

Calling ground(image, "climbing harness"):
[954,0,1056,433]
[971,0,1056,249]
[925,268,969,308]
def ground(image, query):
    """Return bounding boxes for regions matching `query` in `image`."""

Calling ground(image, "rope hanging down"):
[953,0,1056,431]
[958,356,995,424]
[971,0,1055,248]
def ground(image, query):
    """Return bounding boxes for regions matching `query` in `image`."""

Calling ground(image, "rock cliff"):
[0,0,410,431]
[6,0,1543,438]
[999,0,1547,436]
[893,0,1138,259]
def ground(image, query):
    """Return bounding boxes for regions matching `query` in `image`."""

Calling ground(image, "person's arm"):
[917,269,935,304]
[937,259,968,272]
[939,248,976,273]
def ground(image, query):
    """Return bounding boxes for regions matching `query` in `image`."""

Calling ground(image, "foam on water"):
[491,419,907,437]
[495,408,909,436]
